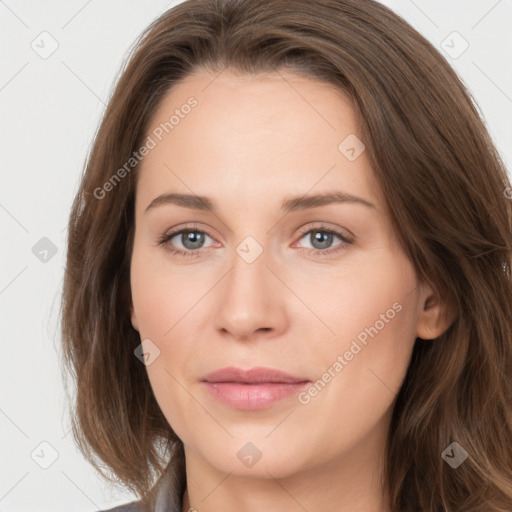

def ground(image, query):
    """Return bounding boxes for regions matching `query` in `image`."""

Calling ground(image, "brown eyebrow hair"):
[144,191,376,214]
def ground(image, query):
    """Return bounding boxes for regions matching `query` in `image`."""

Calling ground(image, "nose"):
[212,243,289,342]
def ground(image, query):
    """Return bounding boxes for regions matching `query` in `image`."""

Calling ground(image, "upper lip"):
[202,366,310,384]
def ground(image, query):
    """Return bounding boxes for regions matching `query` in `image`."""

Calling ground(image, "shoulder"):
[96,501,142,512]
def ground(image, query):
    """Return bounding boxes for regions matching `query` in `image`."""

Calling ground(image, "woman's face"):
[130,69,442,483]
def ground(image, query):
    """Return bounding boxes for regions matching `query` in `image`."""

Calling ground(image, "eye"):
[294,224,354,257]
[157,223,354,258]
[157,227,216,258]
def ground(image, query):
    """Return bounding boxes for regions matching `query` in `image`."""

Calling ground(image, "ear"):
[416,281,457,340]
[130,303,139,332]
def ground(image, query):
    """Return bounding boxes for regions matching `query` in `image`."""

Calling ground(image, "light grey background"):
[1,1,511,510]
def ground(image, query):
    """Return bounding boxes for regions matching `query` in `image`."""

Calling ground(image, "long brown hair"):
[59,0,512,510]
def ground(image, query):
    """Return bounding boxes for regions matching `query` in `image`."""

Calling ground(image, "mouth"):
[201,366,310,410]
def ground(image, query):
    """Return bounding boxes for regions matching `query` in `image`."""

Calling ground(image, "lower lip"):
[203,381,310,410]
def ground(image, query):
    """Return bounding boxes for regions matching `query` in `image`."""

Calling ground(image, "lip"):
[201,366,310,410]
[202,366,308,384]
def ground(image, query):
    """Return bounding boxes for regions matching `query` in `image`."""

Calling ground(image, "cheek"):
[130,246,204,394]
[130,247,201,339]
[312,251,419,395]
[296,282,417,457]
[302,252,416,344]
[130,248,200,438]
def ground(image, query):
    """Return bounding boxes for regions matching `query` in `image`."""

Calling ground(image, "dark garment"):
[96,466,184,512]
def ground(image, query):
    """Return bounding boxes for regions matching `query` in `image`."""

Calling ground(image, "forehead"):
[136,69,383,212]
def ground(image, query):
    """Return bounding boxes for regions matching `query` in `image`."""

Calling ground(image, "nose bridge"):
[213,233,286,338]
[227,234,273,303]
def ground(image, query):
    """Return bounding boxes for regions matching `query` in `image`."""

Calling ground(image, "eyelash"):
[157,223,354,259]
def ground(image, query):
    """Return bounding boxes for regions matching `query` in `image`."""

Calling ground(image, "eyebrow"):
[144,191,375,214]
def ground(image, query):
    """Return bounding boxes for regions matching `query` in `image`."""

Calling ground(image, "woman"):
[60,0,512,511]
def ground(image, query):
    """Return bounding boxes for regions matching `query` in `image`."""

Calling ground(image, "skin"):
[129,69,452,512]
